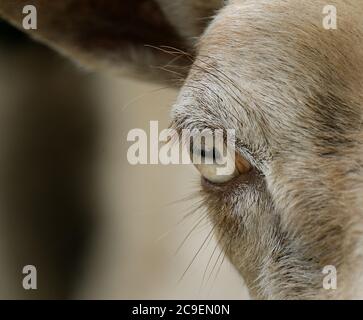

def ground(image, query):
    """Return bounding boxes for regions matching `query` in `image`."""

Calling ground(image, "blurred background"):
[0,21,248,299]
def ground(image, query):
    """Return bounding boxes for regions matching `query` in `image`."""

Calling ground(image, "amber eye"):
[235,153,252,174]
[190,141,251,184]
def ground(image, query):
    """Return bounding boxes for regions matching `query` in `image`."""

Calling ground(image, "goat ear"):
[0,0,204,84]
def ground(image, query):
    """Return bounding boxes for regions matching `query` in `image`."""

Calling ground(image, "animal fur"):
[1,0,363,299]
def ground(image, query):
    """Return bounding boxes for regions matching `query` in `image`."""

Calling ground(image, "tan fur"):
[1,0,363,299]
[172,0,363,299]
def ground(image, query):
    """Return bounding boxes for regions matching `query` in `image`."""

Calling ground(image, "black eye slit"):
[200,148,206,158]
[190,143,220,163]
[202,147,220,161]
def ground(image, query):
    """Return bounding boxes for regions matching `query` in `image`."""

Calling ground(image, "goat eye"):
[189,140,251,184]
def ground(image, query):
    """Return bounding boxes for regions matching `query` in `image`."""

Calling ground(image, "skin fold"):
[1,0,363,299]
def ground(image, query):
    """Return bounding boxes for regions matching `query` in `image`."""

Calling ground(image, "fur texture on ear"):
[0,0,221,83]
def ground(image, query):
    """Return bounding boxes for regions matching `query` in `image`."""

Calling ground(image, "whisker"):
[144,44,186,56]
[210,224,235,290]
[155,66,185,79]
[159,45,194,59]
[178,224,216,283]
[175,209,208,255]
[212,242,229,286]
[163,191,201,208]
[202,214,230,288]
[201,239,219,288]
[206,238,225,285]
[121,86,173,111]
[177,199,206,223]
[163,54,189,69]
[156,196,205,243]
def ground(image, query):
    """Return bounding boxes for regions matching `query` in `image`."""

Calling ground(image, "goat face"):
[171,0,363,299]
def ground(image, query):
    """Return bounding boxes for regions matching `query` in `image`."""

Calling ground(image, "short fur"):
[1,0,363,299]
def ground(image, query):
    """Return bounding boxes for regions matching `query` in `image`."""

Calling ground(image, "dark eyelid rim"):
[235,141,267,175]
[169,120,268,173]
